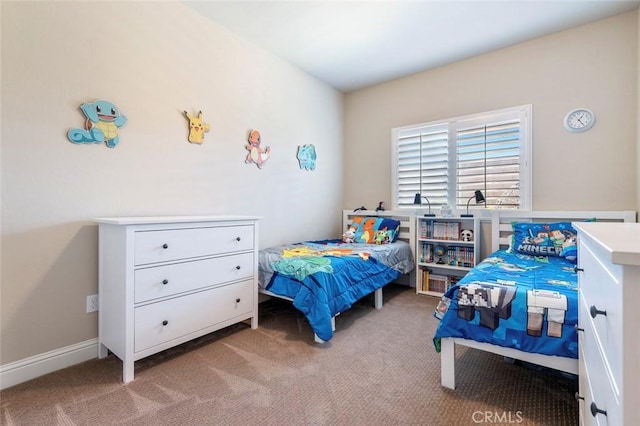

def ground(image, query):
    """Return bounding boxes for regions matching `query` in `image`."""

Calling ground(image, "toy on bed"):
[342,227,356,243]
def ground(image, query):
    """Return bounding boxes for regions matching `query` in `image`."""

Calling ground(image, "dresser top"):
[93,215,261,225]
[573,221,640,266]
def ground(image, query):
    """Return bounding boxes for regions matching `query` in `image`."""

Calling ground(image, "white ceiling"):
[185,0,640,93]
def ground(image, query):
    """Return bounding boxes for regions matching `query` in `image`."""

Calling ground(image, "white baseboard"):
[0,338,98,390]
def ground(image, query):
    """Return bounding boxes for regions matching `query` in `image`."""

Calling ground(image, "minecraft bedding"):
[433,249,579,359]
[259,239,414,341]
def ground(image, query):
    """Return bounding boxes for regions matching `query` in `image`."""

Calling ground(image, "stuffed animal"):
[461,229,474,242]
[374,230,390,244]
[342,227,356,243]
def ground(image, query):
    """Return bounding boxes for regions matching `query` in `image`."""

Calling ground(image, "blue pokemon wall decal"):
[67,100,127,148]
[297,144,317,171]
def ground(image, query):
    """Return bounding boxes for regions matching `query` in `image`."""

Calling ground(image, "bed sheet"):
[259,239,414,341]
[433,249,579,359]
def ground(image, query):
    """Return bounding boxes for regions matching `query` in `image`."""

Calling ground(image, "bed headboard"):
[491,210,636,252]
[342,209,415,251]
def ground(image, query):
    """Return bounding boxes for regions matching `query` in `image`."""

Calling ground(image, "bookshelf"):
[415,216,480,297]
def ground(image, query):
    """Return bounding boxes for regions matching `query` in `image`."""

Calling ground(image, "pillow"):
[504,233,514,252]
[350,216,401,244]
[511,221,577,262]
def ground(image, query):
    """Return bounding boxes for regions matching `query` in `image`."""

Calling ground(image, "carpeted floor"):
[0,284,578,425]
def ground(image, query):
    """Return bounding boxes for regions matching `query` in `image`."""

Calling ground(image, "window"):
[392,105,531,212]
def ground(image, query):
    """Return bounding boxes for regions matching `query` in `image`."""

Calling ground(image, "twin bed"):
[435,210,635,389]
[257,208,635,391]
[258,210,415,343]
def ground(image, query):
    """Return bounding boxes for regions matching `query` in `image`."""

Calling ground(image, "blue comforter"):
[259,240,414,341]
[433,250,579,359]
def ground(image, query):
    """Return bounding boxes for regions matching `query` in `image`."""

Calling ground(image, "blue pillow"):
[511,222,577,262]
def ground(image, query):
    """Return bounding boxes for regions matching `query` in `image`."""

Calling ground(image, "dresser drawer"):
[134,279,254,352]
[134,225,254,265]
[579,294,622,400]
[578,236,622,310]
[578,351,588,426]
[580,318,621,426]
[134,252,254,303]
[577,242,623,391]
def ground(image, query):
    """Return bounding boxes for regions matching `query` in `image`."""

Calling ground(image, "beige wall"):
[344,11,638,213]
[1,2,343,364]
[2,3,639,371]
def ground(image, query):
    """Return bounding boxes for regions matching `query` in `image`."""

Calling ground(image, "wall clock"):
[563,108,595,133]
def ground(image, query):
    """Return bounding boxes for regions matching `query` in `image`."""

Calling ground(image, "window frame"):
[391,104,532,213]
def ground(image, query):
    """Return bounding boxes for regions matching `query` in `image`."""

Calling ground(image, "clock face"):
[564,108,595,133]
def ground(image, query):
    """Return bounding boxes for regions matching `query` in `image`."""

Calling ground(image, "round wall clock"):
[563,108,595,133]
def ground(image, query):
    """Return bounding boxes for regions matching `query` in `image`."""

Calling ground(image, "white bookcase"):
[415,216,480,297]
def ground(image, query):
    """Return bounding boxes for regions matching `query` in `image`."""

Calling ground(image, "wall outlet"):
[86,294,99,313]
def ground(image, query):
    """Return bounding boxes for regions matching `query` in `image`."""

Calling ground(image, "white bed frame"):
[440,209,636,389]
[260,209,415,343]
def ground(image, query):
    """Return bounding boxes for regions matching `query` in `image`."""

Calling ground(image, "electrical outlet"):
[86,294,99,313]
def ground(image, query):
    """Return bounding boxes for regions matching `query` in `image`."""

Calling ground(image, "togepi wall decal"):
[245,129,271,169]
[297,144,317,171]
[67,100,127,148]
[184,110,210,144]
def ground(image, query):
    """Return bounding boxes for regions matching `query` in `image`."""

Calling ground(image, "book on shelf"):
[419,220,463,240]
[428,273,449,294]
[421,269,430,292]
[421,243,473,267]
[421,271,461,294]
[420,242,434,263]
[446,246,475,268]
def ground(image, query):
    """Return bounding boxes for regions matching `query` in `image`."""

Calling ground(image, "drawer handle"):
[575,392,584,401]
[162,320,168,326]
[574,266,584,273]
[590,305,607,318]
[162,279,169,285]
[236,298,241,303]
[162,243,169,249]
[236,265,241,270]
[590,402,607,417]
[236,237,241,242]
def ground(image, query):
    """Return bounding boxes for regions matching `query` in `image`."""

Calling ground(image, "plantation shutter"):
[392,105,530,211]
[396,124,449,208]
[455,117,521,209]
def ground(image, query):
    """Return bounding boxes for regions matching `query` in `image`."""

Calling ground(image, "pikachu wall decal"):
[184,110,210,144]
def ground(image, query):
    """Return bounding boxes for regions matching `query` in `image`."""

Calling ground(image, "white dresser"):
[574,222,640,426]
[94,215,260,383]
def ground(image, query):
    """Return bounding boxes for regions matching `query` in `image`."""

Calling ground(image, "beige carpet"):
[0,285,577,425]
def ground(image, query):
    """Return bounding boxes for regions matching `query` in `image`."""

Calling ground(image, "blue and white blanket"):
[259,240,414,341]
[434,250,579,359]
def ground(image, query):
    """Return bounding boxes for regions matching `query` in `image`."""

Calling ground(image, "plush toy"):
[461,229,474,242]
[342,227,356,243]
[374,230,390,244]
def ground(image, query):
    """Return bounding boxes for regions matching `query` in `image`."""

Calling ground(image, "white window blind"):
[455,119,521,209]
[392,105,531,212]
[396,124,448,208]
